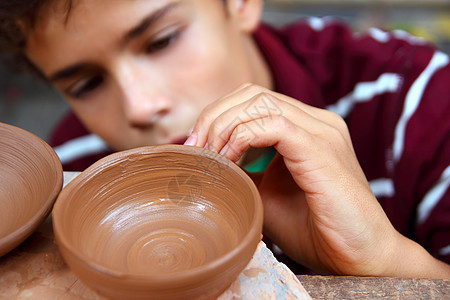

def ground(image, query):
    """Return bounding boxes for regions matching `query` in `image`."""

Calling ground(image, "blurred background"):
[1,0,449,143]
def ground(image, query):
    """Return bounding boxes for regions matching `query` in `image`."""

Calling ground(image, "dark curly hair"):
[0,0,71,76]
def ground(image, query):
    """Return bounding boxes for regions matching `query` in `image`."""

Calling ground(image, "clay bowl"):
[0,122,63,257]
[53,144,263,300]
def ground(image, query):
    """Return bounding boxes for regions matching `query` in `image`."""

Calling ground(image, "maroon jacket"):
[50,19,450,267]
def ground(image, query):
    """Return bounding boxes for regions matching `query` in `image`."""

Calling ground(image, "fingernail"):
[219,143,229,155]
[184,133,197,146]
[204,142,209,150]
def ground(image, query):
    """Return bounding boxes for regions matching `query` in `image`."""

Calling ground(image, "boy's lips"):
[169,137,187,145]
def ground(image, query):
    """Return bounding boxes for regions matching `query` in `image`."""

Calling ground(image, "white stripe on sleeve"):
[366,28,428,45]
[326,73,401,118]
[392,29,428,45]
[440,244,450,256]
[307,17,325,31]
[368,27,390,43]
[393,51,449,163]
[369,178,395,198]
[306,16,337,32]
[417,165,450,224]
[53,134,109,164]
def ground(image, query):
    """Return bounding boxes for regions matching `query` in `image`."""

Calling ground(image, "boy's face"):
[25,0,267,150]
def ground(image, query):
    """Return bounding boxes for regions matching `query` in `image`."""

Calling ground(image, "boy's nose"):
[122,90,170,129]
[116,64,171,129]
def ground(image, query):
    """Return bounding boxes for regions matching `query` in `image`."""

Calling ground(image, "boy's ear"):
[226,0,263,33]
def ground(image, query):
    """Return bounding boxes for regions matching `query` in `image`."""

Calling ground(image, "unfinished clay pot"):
[0,122,63,257]
[53,145,263,300]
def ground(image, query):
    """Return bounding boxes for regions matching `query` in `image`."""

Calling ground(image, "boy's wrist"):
[381,232,450,279]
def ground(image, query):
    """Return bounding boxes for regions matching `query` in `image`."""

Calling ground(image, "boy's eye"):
[146,31,179,53]
[68,76,104,99]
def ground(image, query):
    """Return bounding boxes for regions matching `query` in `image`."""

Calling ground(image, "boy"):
[1,0,449,278]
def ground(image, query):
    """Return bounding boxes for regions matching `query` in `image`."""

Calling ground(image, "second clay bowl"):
[52,144,263,300]
[0,122,63,258]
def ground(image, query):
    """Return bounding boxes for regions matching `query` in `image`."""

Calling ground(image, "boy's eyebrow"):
[49,63,89,83]
[123,2,180,43]
[49,2,180,82]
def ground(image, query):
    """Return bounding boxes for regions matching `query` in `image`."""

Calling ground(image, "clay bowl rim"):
[0,122,63,249]
[53,144,263,283]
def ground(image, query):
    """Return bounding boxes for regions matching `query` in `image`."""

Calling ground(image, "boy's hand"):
[185,84,450,278]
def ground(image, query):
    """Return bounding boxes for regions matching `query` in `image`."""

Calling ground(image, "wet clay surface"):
[0,123,62,258]
[53,145,264,299]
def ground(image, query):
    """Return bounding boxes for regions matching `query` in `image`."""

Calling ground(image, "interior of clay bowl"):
[53,144,263,300]
[0,123,63,257]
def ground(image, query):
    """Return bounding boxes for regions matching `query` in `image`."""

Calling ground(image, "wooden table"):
[1,215,448,299]
[298,275,449,299]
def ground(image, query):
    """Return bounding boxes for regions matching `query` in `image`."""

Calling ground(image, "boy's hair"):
[0,0,226,76]
[0,0,73,76]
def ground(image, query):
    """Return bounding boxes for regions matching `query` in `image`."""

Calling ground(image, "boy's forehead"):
[43,0,218,21]
[33,0,223,38]
[50,0,179,24]
[26,0,224,76]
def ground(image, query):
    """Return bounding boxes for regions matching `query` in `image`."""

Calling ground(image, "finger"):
[188,84,296,148]
[219,114,354,193]
[219,114,302,163]
[205,93,346,156]
[187,83,352,153]
[206,92,285,152]
[185,83,255,148]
